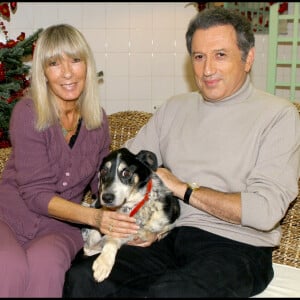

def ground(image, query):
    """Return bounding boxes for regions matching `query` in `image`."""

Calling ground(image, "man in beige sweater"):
[63,7,300,298]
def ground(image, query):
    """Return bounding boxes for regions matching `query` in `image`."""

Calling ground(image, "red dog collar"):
[129,179,153,217]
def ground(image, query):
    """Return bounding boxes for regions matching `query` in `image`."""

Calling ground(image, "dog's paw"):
[92,253,114,282]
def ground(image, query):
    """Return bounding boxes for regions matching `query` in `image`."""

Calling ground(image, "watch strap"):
[183,186,193,204]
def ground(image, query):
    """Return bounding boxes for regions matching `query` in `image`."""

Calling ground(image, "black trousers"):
[63,226,274,298]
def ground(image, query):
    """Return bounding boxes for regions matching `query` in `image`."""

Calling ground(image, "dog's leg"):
[92,237,123,282]
[83,229,104,256]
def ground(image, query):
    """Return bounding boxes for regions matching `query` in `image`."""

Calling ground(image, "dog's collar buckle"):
[129,179,153,217]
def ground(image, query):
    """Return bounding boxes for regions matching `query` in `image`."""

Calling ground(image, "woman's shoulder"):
[10,97,35,128]
[13,97,34,114]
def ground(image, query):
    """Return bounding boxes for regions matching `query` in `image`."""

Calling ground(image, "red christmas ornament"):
[278,2,288,14]
[5,39,18,48]
[0,62,6,82]
[10,2,17,13]
[0,3,10,19]
[17,32,25,41]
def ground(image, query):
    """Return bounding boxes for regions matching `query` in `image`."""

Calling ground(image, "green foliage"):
[0,28,43,146]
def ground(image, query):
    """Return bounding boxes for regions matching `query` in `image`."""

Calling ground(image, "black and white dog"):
[82,147,180,283]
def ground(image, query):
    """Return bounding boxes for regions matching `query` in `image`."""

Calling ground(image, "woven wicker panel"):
[0,147,11,179]
[272,191,300,268]
[107,110,152,152]
[293,102,300,113]
[272,102,300,268]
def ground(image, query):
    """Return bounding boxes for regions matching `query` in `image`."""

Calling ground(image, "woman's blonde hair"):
[30,24,103,131]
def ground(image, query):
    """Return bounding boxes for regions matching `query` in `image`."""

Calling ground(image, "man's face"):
[191,24,254,102]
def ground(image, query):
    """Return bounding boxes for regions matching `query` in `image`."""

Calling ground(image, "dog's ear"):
[136,150,158,171]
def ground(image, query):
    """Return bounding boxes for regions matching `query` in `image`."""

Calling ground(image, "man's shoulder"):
[253,88,296,111]
[248,90,300,129]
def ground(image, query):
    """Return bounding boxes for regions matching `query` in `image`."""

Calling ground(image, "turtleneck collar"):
[203,75,254,106]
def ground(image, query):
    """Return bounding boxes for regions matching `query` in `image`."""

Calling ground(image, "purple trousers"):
[0,219,82,297]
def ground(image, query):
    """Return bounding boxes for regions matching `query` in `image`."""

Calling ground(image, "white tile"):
[98,83,107,110]
[175,52,192,76]
[129,100,153,113]
[152,53,175,76]
[106,53,129,77]
[153,4,175,29]
[151,76,174,100]
[32,5,59,28]
[57,4,83,27]
[130,4,153,29]
[106,76,129,99]
[106,100,129,114]
[153,29,176,53]
[82,29,106,53]
[129,53,152,77]
[82,4,106,29]
[255,34,268,53]
[252,53,267,78]
[129,77,152,100]
[106,4,130,29]
[130,28,153,53]
[106,29,130,52]
[175,29,188,53]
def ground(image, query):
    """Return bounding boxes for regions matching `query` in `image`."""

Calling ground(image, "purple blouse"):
[0,97,110,243]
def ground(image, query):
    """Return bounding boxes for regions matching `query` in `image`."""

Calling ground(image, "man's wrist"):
[183,183,200,204]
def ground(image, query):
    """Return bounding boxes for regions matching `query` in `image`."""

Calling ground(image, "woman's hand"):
[94,208,139,238]
[93,208,158,247]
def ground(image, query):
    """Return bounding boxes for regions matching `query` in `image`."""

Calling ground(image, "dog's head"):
[99,148,158,208]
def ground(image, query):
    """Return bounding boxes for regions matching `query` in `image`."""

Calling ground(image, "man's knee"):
[63,254,96,297]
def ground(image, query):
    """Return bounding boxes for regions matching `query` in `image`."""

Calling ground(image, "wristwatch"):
[183,182,200,204]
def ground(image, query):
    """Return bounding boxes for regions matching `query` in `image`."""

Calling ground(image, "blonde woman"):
[0,24,139,297]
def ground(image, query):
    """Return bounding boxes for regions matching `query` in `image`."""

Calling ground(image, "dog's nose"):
[101,193,115,204]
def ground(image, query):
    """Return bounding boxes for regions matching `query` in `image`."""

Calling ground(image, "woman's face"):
[44,53,87,104]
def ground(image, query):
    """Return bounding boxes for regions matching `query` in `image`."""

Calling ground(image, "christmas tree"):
[0,2,42,148]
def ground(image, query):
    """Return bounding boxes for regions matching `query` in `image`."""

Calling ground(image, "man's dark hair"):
[186,7,255,62]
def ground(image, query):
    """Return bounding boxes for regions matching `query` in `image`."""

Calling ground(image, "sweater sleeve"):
[9,98,61,215]
[241,104,300,231]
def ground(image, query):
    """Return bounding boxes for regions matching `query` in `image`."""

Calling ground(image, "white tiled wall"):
[3,2,287,114]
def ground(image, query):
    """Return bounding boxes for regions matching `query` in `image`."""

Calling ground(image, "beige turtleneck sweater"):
[125,76,300,247]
